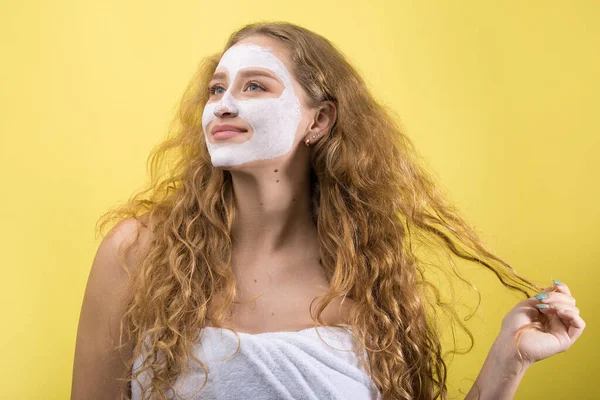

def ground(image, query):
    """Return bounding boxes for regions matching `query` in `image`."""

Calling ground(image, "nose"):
[214,104,238,118]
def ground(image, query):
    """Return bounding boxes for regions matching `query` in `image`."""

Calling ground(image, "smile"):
[213,130,247,140]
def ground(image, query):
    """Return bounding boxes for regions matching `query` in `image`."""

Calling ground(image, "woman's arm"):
[464,337,529,400]
[465,281,585,400]
[71,218,146,400]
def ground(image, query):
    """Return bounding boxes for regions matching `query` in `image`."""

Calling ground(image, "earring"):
[305,131,321,147]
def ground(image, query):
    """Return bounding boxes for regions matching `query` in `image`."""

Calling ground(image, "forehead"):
[214,38,293,82]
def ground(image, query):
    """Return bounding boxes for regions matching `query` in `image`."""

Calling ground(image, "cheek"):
[238,99,281,130]
[297,108,312,132]
[202,103,216,132]
[239,98,302,134]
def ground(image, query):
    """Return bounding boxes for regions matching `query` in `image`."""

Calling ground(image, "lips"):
[211,124,249,141]
[212,124,247,135]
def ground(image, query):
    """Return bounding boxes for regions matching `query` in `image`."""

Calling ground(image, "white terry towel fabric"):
[132,325,382,400]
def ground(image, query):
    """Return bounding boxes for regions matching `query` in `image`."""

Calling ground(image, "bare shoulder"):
[71,216,151,400]
[86,216,151,292]
[107,215,152,270]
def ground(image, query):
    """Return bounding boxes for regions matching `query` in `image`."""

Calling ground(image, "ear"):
[305,101,337,145]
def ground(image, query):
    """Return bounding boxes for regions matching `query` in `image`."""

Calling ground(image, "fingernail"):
[536,304,549,309]
[535,293,549,300]
[553,279,562,286]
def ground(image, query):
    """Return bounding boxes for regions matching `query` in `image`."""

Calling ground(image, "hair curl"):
[97,21,548,400]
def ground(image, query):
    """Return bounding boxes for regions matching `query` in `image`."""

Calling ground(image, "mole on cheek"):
[274,169,279,172]
[254,279,257,283]
[276,180,279,183]
[271,312,275,316]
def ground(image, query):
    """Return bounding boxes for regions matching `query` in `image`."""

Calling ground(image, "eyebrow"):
[210,69,281,84]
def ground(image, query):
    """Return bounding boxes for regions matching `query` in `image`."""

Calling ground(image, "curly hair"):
[97,21,547,400]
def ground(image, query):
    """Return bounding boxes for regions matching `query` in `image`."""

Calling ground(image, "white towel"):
[132,325,382,400]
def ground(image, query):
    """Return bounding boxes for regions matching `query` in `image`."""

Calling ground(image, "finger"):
[551,280,572,297]
[541,286,554,294]
[524,287,553,307]
[535,292,577,307]
[555,308,586,341]
[534,303,579,315]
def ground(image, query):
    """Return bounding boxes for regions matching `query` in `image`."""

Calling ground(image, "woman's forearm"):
[464,339,530,400]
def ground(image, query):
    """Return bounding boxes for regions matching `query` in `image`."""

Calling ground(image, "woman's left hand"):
[493,280,586,369]
[465,281,585,399]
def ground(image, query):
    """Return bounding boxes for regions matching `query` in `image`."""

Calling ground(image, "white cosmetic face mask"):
[202,43,302,167]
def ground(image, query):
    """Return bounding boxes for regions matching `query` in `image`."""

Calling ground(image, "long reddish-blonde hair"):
[98,21,545,400]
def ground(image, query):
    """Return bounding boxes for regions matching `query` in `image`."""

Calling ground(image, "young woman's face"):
[202,35,312,168]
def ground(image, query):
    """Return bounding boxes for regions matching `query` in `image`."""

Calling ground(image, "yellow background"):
[1,1,598,398]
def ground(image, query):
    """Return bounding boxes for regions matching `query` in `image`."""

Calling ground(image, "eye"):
[208,81,267,96]
[208,84,225,96]
[245,81,266,92]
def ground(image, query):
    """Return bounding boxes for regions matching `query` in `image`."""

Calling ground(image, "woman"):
[71,22,585,400]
